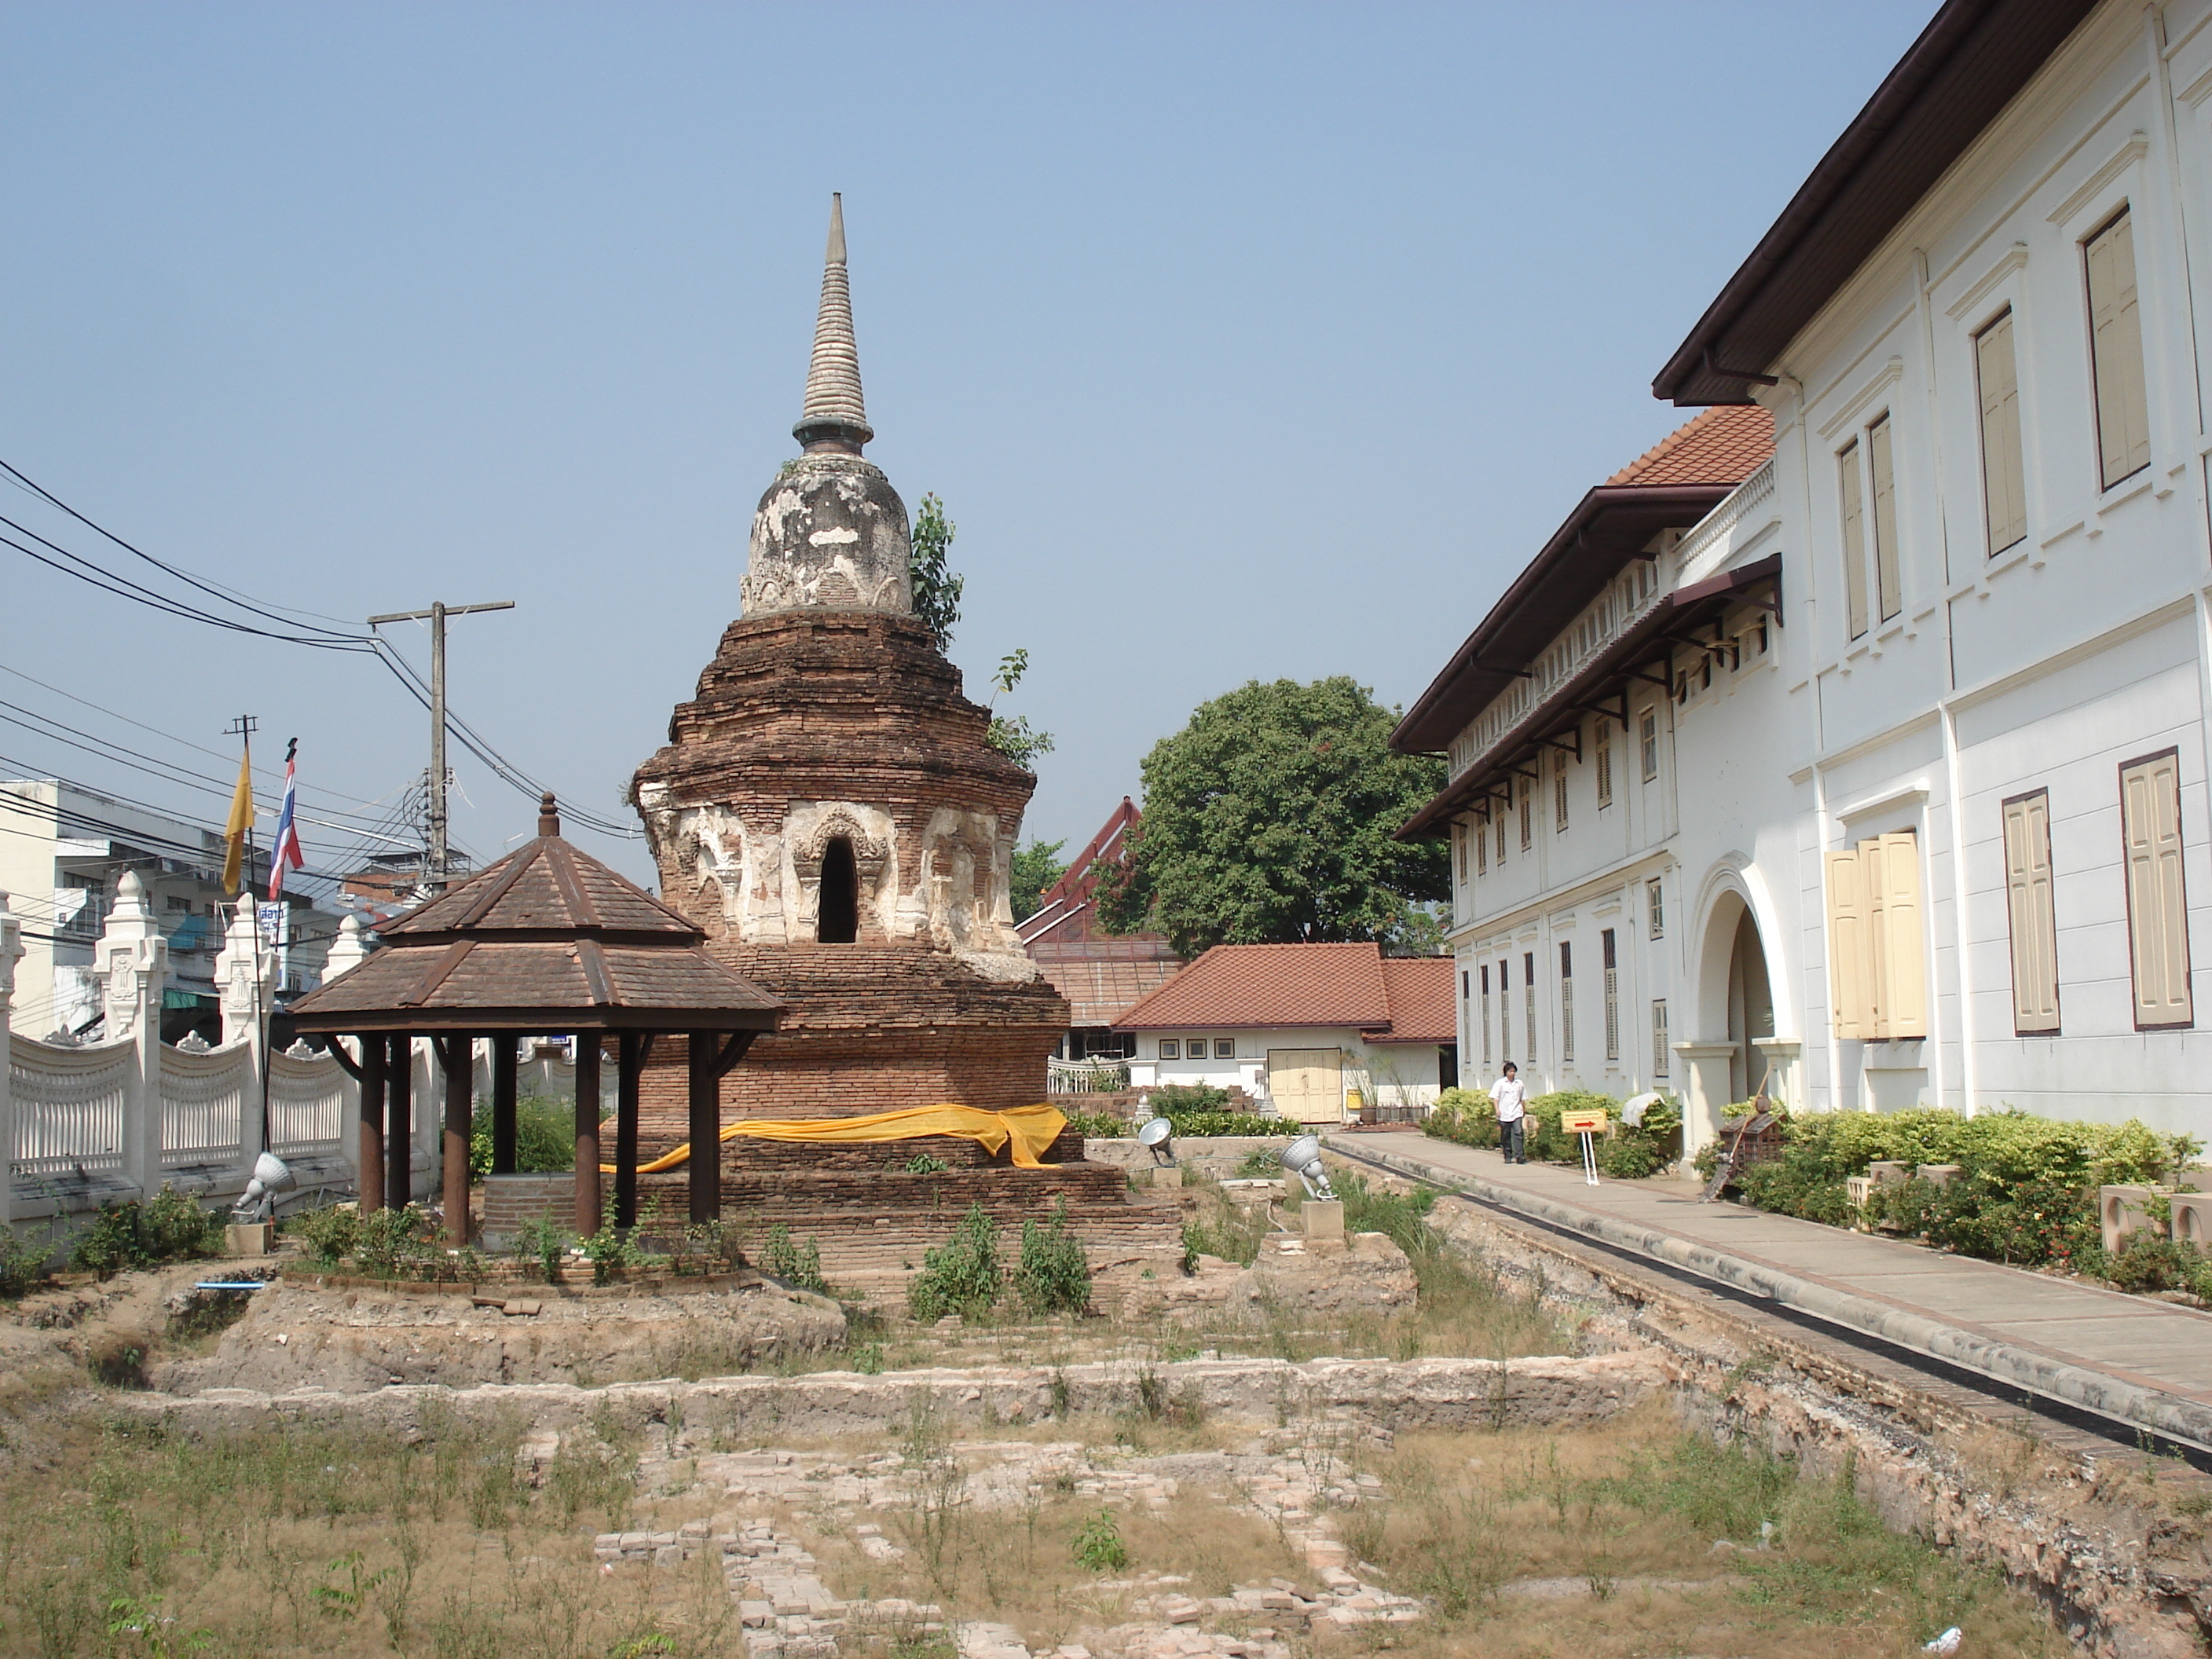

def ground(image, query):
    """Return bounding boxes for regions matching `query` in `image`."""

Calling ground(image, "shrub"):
[1013,1198,1091,1316]
[2105,1231,2199,1295]
[351,1203,438,1278]
[1163,1111,1287,1137]
[0,1229,49,1296]
[903,1153,950,1175]
[467,1093,577,1180]
[288,1203,361,1269]
[1060,1108,1130,1139]
[1148,1082,1229,1115]
[762,1224,829,1295]
[68,1186,224,1276]
[1071,1508,1128,1573]
[908,1203,1003,1322]
[512,1216,569,1283]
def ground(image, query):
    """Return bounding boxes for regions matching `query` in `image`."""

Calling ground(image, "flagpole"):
[226,716,269,1162]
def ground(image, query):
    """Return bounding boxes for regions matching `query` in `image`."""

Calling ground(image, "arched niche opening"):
[817,836,859,943]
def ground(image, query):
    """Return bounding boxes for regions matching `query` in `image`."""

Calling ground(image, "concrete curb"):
[1326,1133,2212,1455]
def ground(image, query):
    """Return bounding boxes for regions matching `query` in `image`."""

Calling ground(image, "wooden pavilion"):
[287,794,782,1240]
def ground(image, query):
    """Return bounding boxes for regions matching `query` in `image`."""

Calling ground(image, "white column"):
[213,901,276,1172]
[0,891,23,1223]
[1672,1040,1739,1164]
[99,872,170,1196]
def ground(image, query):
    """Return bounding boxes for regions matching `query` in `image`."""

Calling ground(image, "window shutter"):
[1870,415,1902,624]
[1596,722,1613,806]
[1838,441,1870,639]
[2002,792,2060,1033]
[1877,830,1927,1038]
[2088,209,2152,489]
[1826,848,1873,1039]
[2121,751,2192,1027]
[1976,313,2027,553]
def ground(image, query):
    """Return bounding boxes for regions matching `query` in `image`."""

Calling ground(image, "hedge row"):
[1424,1087,1684,1179]
[1700,1105,2199,1273]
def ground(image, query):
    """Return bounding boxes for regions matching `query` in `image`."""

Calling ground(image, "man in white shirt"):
[1492,1062,1527,1165]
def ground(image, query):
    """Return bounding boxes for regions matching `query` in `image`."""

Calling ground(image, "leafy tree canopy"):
[910,492,964,649]
[1009,838,1068,924]
[1095,676,1448,957]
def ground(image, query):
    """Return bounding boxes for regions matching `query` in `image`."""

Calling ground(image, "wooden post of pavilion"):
[442,1033,474,1244]
[386,1033,412,1208]
[616,1031,643,1230]
[573,1035,602,1235]
[357,1035,386,1214]
[687,1031,720,1223]
[492,1038,518,1174]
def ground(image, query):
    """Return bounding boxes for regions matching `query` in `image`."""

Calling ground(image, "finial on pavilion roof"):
[538,792,560,838]
[793,193,873,455]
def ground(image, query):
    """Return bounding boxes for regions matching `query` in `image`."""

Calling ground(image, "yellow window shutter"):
[1870,416,1902,624]
[1976,313,2027,554]
[1877,830,1927,1039]
[2122,752,2193,1027]
[2089,210,2152,489]
[2002,793,2060,1032]
[1859,837,1891,1038]
[1838,442,1869,640]
[1826,848,1872,1039]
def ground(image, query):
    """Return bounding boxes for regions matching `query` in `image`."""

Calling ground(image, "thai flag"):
[268,738,306,900]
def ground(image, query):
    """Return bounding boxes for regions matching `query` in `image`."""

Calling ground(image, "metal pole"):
[429,600,447,892]
[367,599,515,899]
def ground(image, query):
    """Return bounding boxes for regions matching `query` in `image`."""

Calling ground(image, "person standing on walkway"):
[1492,1062,1526,1165]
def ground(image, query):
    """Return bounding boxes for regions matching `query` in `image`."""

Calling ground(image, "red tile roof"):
[1604,405,1774,488]
[1375,957,1456,1044]
[1113,942,1451,1043]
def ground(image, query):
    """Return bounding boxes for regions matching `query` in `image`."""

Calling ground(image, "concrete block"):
[1866,1161,1910,1186]
[2177,1171,2212,1194]
[1917,1163,1962,1188]
[2174,1193,2212,1247]
[1302,1200,1344,1242]
[1844,1176,1874,1214]
[225,1222,274,1257]
[2100,1185,2157,1254]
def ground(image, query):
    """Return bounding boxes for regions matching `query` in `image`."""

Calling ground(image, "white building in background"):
[0,779,336,1041]
[1400,0,2212,1156]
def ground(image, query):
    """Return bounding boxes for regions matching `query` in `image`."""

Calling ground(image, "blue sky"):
[0,2,1934,888]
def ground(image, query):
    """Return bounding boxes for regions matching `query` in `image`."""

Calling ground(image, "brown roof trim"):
[402,938,475,1008]
[1398,554,1782,840]
[1654,0,2098,405]
[1393,483,1734,754]
[288,1005,782,1035]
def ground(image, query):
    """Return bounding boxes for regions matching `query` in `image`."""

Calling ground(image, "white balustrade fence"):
[159,1043,253,1168]
[9,1035,131,1180]
[269,1048,348,1156]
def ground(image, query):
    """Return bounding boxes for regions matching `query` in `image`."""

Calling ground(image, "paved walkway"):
[1326,1129,2212,1452]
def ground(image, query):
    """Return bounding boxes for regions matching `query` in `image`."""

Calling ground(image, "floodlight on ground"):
[232,1151,296,1224]
[1279,1133,1337,1202]
[1137,1116,1177,1167]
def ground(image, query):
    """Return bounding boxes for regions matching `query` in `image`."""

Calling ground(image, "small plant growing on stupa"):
[762,1225,830,1295]
[908,1203,1002,1321]
[903,1152,950,1175]
[1013,1197,1090,1316]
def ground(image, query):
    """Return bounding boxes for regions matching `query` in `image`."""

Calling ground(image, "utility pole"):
[368,599,515,896]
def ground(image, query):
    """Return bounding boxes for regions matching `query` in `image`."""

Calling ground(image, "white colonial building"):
[1401,0,2212,1156]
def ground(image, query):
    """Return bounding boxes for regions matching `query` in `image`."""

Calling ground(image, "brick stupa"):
[629,195,1071,1150]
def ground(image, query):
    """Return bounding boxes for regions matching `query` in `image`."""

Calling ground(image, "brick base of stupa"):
[629,1130,1182,1302]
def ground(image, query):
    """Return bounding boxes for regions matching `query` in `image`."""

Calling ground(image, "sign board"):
[255,903,284,948]
[1558,1108,1610,1136]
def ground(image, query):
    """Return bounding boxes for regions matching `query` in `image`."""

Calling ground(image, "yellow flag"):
[221,743,254,893]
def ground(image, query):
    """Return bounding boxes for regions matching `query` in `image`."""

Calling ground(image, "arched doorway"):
[817,837,859,943]
[1725,906,1774,1103]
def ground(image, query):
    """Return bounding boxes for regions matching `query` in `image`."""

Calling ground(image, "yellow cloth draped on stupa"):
[603,1102,1069,1176]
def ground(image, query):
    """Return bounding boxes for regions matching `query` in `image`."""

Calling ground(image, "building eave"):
[1392,484,1736,756]
[1652,0,2099,405]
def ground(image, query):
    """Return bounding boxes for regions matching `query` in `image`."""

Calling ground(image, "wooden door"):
[1266,1049,1344,1124]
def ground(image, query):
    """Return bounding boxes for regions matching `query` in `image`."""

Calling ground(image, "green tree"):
[1010,838,1068,923]
[1095,676,1448,957]
[910,492,964,648]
